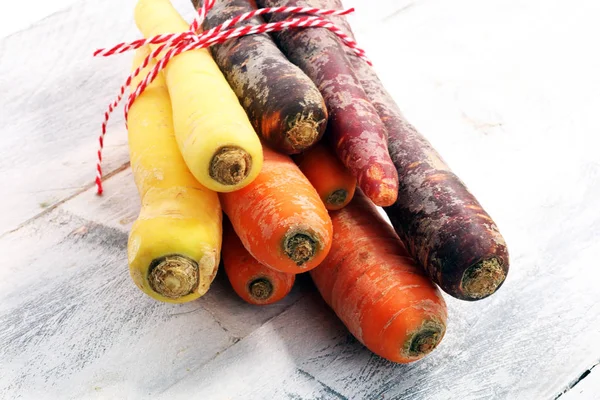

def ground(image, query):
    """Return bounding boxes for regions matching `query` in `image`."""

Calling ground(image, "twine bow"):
[93,0,370,194]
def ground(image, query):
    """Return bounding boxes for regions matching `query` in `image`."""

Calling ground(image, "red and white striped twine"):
[93,0,370,195]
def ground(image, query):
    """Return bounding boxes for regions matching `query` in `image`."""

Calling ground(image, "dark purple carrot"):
[193,0,328,154]
[256,0,399,207]
[330,11,509,301]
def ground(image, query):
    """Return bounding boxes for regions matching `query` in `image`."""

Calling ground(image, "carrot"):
[127,46,222,304]
[256,0,398,207]
[134,0,263,193]
[326,14,510,301]
[192,0,328,154]
[294,142,356,210]
[220,144,332,274]
[310,190,448,363]
[223,220,295,305]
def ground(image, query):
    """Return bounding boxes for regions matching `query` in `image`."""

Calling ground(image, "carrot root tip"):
[249,278,274,301]
[404,320,445,360]
[148,255,199,299]
[461,257,506,300]
[326,189,348,207]
[210,146,252,186]
[283,232,317,266]
[286,113,319,151]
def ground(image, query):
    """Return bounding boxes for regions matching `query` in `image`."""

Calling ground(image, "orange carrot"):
[310,190,448,363]
[220,144,333,274]
[295,142,356,211]
[223,220,295,305]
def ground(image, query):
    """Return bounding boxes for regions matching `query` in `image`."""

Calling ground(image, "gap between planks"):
[555,360,600,399]
[158,290,311,395]
[0,162,130,240]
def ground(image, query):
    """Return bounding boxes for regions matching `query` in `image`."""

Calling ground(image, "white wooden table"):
[1,0,599,398]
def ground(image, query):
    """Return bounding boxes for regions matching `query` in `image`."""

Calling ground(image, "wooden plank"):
[61,168,140,232]
[0,207,230,399]
[161,261,600,400]
[0,167,307,398]
[155,293,349,400]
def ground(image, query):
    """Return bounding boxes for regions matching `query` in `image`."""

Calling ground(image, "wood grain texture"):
[0,169,306,398]
[0,0,79,38]
[1,0,600,398]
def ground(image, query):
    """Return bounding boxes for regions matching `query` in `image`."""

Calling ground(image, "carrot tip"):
[210,146,252,186]
[286,114,320,152]
[283,232,317,266]
[148,255,199,299]
[370,186,398,207]
[461,257,506,300]
[326,189,348,207]
[404,320,445,360]
[249,278,274,301]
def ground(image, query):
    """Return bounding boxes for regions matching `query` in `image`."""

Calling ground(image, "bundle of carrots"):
[122,0,509,364]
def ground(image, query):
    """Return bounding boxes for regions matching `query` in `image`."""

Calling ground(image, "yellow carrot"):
[134,0,263,192]
[127,46,222,304]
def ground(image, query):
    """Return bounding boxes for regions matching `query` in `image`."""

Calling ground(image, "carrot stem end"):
[461,257,506,300]
[283,232,317,266]
[249,278,274,301]
[210,146,252,186]
[326,189,348,207]
[286,113,320,151]
[403,320,445,360]
[148,255,199,299]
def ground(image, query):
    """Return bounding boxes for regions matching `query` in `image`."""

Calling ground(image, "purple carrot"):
[331,9,510,300]
[257,0,399,206]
